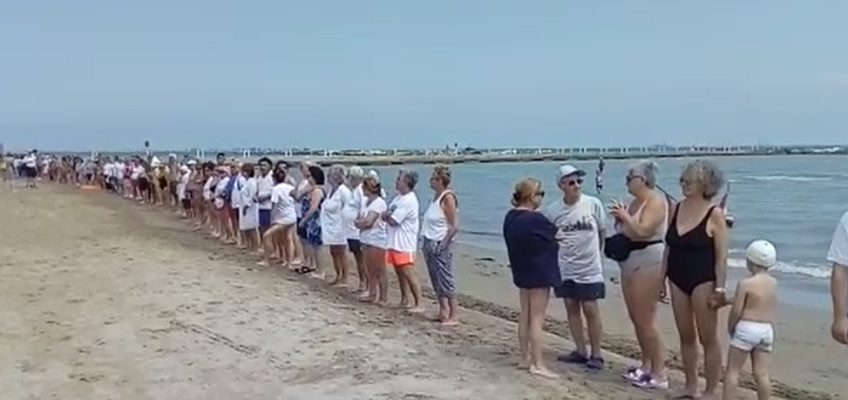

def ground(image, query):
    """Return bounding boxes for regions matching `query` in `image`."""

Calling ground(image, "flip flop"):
[295,266,315,275]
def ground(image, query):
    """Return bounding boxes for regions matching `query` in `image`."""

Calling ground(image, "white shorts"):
[730,320,774,353]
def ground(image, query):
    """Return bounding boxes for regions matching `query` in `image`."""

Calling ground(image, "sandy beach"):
[0,184,837,400]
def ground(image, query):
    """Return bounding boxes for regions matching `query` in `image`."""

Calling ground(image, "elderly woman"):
[421,165,460,326]
[663,160,728,400]
[321,164,352,285]
[343,166,368,294]
[296,165,326,277]
[355,171,389,304]
[382,169,424,312]
[238,163,261,252]
[607,160,668,389]
[503,178,559,379]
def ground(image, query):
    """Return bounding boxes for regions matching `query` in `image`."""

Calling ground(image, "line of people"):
[504,160,778,400]
[90,155,464,327]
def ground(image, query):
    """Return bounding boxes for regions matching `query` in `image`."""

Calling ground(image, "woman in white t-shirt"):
[355,170,389,305]
[260,168,298,268]
[382,169,424,312]
[229,165,247,247]
[239,163,261,252]
[321,164,352,286]
[344,166,368,293]
[212,166,231,239]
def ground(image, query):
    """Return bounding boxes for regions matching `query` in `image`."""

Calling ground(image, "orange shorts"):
[386,249,415,267]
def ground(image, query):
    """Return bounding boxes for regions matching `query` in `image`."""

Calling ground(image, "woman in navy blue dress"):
[502,178,561,379]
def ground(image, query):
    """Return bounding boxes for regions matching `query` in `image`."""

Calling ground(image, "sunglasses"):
[562,178,583,187]
[626,175,644,183]
[536,190,546,197]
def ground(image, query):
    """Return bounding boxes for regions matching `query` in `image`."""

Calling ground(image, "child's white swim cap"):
[746,240,777,269]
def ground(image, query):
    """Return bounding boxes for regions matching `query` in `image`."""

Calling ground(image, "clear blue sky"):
[1,1,846,151]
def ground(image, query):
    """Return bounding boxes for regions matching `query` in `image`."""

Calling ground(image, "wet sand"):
[0,184,818,399]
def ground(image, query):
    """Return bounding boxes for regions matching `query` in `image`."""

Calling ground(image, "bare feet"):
[440,319,459,327]
[517,358,532,370]
[309,271,326,280]
[406,306,425,314]
[528,365,559,379]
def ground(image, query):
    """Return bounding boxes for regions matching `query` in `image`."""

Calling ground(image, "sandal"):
[295,266,315,275]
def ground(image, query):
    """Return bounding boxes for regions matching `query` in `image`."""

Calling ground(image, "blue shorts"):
[554,280,606,301]
[258,209,272,228]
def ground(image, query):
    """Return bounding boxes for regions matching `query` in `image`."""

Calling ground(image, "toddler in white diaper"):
[722,239,778,400]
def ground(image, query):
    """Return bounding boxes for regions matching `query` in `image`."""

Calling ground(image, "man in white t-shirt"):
[829,209,848,346]
[542,164,607,370]
[382,169,424,312]
[256,157,275,235]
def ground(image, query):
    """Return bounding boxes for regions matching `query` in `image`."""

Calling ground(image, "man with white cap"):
[541,164,608,370]
[828,210,848,346]
[721,239,778,400]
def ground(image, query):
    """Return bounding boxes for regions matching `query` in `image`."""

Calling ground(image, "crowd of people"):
[502,159,844,400]
[5,151,848,400]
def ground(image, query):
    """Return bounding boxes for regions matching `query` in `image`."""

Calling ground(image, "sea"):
[365,155,847,310]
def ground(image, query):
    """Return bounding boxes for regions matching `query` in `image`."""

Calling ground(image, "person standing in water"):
[721,239,778,400]
[543,164,608,370]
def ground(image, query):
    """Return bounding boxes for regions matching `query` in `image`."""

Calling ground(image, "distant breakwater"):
[216,149,841,167]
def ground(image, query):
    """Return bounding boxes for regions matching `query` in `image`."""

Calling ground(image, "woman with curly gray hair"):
[607,160,668,389]
[663,159,729,400]
[321,164,353,286]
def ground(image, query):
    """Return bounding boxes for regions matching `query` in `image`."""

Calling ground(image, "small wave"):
[459,228,501,238]
[727,257,831,279]
[743,175,832,182]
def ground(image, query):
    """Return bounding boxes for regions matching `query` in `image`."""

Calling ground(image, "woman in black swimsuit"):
[664,160,728,400]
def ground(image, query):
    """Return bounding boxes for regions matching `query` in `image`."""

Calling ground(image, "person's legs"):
[517,289,531,368]
[628,264,666,382]
[528,288,557,378]
[329,245,348,286]
[581,299,603,361]
[669,283,699,398]
[260,225,283,266]
[563,298,586,356]
[691,282,721,399]
[621,271,652,375]
[721,346,750,400]
[400,261,423,312]
[349,240,367,293]
[750,349,772,400]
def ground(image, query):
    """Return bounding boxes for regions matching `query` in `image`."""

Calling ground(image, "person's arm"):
[618,198,665,239]
[727,280,747,336]
[356,210,381,230]
[592,198,607,252]
[384,199,410,228]
[257,177,273,202]
[831,265,848,322]
[440,193,459,245]
[710,207,729,293]
[300,188,322,224]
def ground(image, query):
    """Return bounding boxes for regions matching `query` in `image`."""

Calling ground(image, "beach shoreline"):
[0,184,841,399]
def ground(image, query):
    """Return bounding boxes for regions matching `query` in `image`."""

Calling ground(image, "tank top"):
[421,190,456,241]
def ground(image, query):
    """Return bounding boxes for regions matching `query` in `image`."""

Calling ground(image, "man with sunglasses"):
[542,164,608,370]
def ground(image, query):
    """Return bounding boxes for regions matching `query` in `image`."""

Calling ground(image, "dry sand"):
[0,184,830,399]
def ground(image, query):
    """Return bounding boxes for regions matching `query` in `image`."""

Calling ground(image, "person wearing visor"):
[542,164,608,370]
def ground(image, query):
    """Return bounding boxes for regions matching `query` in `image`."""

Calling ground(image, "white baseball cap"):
[745,240,777,269]
[557,164,586,181]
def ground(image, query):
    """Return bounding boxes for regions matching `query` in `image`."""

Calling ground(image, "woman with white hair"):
[607,160,668,388]
[382,169,424,312]
[355,170,389,304]
[344,165,368,294]
[321,164,352,285]
[663,160,729,400]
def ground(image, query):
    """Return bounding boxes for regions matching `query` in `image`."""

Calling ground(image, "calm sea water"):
[367,155,848,281]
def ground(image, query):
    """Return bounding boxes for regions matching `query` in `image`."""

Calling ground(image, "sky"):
[1,1,846,152]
